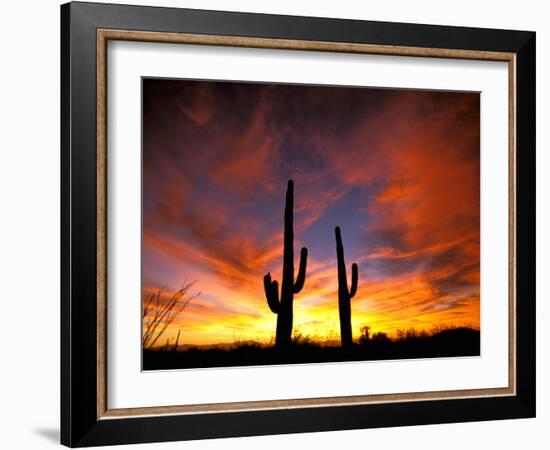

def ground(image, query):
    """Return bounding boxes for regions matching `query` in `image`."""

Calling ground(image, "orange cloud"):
[142,80,480,347]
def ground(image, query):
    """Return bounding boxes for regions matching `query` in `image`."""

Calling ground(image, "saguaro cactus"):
[263,180,308,348]
[335,226,358,348]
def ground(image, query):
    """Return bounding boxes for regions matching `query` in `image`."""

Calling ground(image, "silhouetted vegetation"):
[143,326,480,370]
[335,226,358,348]
[263,180,308,348]
[143,180,480,371]
[142,282,200,350]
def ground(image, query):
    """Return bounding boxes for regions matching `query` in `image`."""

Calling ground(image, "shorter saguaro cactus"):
[335,226,358,348]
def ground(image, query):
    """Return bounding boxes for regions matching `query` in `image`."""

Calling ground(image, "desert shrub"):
[142,281,200,350]
[359,325,371,344]
[371,331,391,343]
[291,331,316,346]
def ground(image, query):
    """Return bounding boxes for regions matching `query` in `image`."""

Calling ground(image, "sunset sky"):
[142,79,480,347]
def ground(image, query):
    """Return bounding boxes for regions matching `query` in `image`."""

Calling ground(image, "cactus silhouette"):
[335,226,358,348]
[263,180,308,348]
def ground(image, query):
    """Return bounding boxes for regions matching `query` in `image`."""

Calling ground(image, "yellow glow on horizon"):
[144,268,479,348]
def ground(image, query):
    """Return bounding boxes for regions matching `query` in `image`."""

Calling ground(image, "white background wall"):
[0,0,546,448]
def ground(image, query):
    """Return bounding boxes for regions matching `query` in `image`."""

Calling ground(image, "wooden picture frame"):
[61,1,535,447]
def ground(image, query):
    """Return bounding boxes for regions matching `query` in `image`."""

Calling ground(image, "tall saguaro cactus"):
[264,180,308,348]
[335,226,358,348]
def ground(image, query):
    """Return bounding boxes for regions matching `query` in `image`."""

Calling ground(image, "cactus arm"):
[263,273,280,313]
[350,263,358,298]
[293,247,308,293]
[268,279,280,312]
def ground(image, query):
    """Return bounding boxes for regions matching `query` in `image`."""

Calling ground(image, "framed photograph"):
[61,1,536,447]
